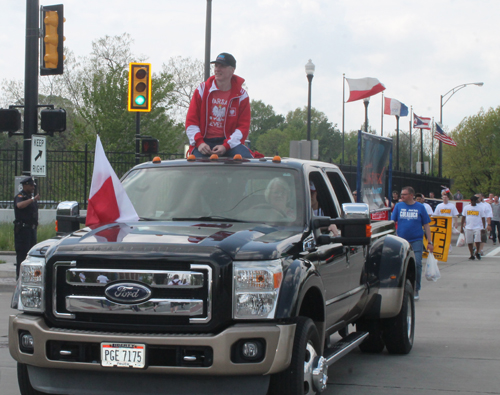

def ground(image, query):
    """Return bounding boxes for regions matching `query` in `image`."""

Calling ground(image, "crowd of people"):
[390,186,498,300]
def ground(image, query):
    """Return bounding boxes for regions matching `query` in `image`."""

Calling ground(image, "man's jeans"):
[410,240,423,292]
[192,138,253,158]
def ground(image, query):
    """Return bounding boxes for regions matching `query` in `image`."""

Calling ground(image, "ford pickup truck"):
[9,156,416,395]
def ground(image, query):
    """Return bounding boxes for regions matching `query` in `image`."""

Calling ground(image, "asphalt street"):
[1,237,500,394]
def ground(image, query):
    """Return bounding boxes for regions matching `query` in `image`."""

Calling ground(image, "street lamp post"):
[439,82,484,177]
[305,60,315,143]
[363,97,370,133]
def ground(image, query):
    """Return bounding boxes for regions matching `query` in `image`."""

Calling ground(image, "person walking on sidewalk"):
[491,196,500,245]
[13,177,40,279]
[476,193,492,256]
[391,186,434,300]
[461,195,486,260]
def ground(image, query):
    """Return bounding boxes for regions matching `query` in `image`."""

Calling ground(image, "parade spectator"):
[429,192,435,198]
[13,176,39,279]
[454,190,463,200]
[491,196,500,245]
[391,190,400,211]
[415,193,434,216]
[391,186,433,301]
[185,52,252,158]
[476,193,492,256]
[461,196,486,260]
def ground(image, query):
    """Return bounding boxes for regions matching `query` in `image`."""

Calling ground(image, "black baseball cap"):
[210,53,236,68]
[20,176,36,185]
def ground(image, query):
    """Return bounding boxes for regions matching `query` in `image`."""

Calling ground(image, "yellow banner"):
[423,216,453,262]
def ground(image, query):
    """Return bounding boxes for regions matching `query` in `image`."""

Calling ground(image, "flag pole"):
[381,92,384,136]
[409,106,413,173]
[395,115,400,170]
[420,126,424,174]
[342,74,345,164]
[431,117,434,175]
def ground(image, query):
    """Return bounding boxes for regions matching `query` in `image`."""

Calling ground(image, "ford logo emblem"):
[104,282,152,304]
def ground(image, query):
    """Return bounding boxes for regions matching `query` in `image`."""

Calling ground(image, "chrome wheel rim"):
[303,341,317,395]
[407,297,413,344]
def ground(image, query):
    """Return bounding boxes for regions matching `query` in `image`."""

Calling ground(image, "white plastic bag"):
[456,232,466,247]
[425,254,441,282]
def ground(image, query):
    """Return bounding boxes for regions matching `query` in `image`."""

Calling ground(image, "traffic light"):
[41,4,65,76]
[142,138,159,154]
[0,109,21,133]
[128,63,152,112]
[41,108,66,136]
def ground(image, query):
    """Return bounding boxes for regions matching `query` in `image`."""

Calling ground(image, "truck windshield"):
[121,165,305,225]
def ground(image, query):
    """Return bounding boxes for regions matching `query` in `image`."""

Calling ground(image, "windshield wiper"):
[139,217,159,221]
[172,216,246,223]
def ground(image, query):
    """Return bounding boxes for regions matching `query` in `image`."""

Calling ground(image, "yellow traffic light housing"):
[128,63,152,112]
[41,4,66,76]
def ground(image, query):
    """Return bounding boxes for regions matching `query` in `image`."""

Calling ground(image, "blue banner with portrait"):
[357,132,393,212]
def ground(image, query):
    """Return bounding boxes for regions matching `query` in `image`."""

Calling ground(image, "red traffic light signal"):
[142,138,159,154]
[41,5,66,76]
[128,63,152,112]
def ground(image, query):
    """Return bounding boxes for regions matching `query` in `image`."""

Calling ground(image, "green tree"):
[249,100,285,151]
[444,106,500,195]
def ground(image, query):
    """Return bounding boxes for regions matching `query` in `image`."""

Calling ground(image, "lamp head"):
[305,59,315,76]
[474,82,484,86]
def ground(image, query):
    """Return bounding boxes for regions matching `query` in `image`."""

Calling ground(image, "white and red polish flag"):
[85,136,139,226]
[346,77,386,102]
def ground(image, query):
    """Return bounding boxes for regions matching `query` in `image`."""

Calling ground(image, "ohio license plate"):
[101,343,146,368]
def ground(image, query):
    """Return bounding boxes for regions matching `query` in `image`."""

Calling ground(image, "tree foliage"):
[444,106,500,195]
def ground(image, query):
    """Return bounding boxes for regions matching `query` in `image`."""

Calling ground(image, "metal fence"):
[1,144,183,209]
[1,145,450,210]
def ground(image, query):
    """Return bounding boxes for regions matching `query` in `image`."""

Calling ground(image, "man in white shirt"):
[461,196,486,260]
[434,193,460,251]
[415,193,433,216]
[476,193,492,255]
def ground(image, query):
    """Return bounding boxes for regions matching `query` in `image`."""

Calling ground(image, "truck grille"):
[50,260,212,326]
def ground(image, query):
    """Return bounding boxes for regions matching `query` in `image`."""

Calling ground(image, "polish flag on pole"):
[346,77,386,102]
[85,136,139,226]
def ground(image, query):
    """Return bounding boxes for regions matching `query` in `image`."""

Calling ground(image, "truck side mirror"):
[314,203,372,246]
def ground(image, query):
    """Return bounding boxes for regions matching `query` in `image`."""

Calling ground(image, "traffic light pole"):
[23,0,40,175]
[135,113,141,164]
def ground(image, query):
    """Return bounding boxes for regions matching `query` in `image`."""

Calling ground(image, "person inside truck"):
[310,181,339,236]
[263,177,296,219]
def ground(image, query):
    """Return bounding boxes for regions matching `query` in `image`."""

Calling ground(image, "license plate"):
[101,343,146,368]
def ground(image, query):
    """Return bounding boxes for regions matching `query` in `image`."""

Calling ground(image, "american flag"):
[434,122,457,147]
[413,113,431,129]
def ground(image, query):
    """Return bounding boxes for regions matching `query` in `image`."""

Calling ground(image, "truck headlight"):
[233,260,283,319]
[18,256,46,313]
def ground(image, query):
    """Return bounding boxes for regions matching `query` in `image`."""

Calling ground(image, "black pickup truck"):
[9,156,415,395]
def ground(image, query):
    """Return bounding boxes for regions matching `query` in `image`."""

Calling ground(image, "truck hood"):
[50,221,304,260]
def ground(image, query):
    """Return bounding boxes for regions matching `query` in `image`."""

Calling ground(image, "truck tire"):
[356,320,385,353]
[18,363,47,395]
[268,317,325,395]
[382,279,415,354]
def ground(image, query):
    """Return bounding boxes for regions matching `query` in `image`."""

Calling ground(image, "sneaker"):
[414,291,419,300]
[476,253,482,260]
[481,250,484,255]
[469,255,476,260]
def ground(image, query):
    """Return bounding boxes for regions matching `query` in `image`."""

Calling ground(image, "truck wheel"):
[382,279,415,354]
[18,363,46,395]
[356,320,385,353]
[268,317,326,395]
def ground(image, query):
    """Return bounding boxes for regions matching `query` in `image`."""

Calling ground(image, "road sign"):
[31,135,46,177]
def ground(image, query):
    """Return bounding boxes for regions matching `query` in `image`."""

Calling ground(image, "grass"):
[0,222,57,251]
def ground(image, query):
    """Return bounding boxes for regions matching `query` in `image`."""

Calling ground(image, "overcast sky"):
[2,0,498,137]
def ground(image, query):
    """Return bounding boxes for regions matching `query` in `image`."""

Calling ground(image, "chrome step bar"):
[324,332,369,367]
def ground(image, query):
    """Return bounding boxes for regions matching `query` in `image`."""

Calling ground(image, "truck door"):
[324,170,367,314]
[308,172,351,324]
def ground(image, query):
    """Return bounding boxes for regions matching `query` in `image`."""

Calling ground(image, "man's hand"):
[212,145,227,156]
[427,243,434,253]
[34,194,40,201]
[198,142,212,156]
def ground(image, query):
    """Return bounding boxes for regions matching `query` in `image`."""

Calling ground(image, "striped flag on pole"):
[434,122,457,147]
[346,77,386,102]
[413,113,431,129]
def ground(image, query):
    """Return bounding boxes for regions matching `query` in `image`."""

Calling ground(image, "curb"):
[0,251,16,255]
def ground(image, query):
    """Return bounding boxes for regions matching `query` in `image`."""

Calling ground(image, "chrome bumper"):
[9,314,295,376]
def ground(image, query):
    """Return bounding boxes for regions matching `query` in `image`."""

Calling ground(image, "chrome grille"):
[52,261,212,324]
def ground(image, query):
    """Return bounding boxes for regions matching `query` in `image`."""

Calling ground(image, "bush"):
[0,223,57,251]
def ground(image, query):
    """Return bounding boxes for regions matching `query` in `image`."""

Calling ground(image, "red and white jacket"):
[185,75,251,153]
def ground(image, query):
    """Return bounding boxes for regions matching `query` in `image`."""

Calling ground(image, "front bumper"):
[9,314,295,376]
